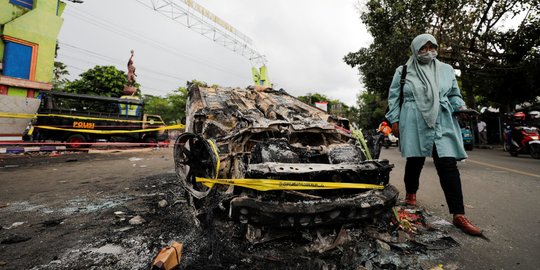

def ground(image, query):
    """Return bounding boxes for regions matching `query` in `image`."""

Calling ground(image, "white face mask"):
[417,51,438,64]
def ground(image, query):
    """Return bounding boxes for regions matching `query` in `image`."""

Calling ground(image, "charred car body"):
[174,85,398,228]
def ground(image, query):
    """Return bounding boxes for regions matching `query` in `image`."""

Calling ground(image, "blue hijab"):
[405,34,440,128]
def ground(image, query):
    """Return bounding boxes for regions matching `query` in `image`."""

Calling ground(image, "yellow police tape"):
[0,112,36,119]
[207,140,220,179]
[32,124,185,134]
[0,112,164,124]
[196,177,384,191]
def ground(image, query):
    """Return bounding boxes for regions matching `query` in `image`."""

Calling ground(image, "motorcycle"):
[382,133,399,149]
[509,126,540,159]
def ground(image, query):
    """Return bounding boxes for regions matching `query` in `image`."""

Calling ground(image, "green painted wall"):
[2,0,65,83]
[0,3,30,64]
[0,3,28,24]
[8,87,28,97]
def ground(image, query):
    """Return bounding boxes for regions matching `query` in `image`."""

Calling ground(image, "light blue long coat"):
[385,64,468,159]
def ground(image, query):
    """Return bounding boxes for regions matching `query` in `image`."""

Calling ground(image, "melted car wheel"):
[174,132,218,200]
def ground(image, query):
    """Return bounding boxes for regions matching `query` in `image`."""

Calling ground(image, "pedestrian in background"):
[385,33,483,236]
[477,119,487,145]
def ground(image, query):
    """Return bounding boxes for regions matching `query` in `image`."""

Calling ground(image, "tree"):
[52,61,70,91]
[64,65,140,97]
[297,92,360,126]
[345,0,540,111]
[143,95,170,119]
[144,86,189,124]
[356,91,386,129]
[473,16,540,111]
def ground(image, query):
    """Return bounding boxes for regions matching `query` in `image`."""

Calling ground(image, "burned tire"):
[174,133,218,200]
[66,134,87,149]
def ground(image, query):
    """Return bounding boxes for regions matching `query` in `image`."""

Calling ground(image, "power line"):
[58,54,184,95]
[58,42,190,84]
[62,8,247,79]
[58,52,182,86]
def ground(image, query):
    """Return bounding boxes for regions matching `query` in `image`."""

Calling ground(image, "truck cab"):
[29,91,169,148]
[142,114,169,144]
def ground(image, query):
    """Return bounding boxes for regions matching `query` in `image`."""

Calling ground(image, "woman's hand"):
[392,122,399,137]
[454,106,478,120]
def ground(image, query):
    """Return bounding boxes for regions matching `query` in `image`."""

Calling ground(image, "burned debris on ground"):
[19,173,459,270]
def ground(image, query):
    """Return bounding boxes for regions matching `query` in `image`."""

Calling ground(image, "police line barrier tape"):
[197,139,221,189]
[32,124,185,134]
[0,112,164,124]
[195,177,384,191]
[0,112,36,119]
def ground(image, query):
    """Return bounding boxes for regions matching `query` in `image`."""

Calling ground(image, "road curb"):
[0,145,67,154]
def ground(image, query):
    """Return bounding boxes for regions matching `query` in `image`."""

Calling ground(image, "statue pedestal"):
[123,85,136,96]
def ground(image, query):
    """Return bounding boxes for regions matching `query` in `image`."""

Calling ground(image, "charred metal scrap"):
[174,85,398,227]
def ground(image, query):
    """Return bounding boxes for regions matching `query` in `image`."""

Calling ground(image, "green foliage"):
[52,61,70,91]
[356,91,386,129]
[144,86,189,124]
[64,65,140,97]
[346,0,540,112]
[297,92,360,126]
[189,79,209,87]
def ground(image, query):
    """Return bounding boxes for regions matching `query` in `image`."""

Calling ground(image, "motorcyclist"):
[512,112,526,127]
[508,111,540,159]
[509,112,526,147]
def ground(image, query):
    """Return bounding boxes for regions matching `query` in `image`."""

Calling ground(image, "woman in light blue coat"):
[386,33,483,236]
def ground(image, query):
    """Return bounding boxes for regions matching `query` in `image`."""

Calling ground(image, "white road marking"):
[467,159,540,178]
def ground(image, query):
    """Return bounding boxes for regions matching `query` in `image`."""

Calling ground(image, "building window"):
[9,0,34,10]
[2,37,38,80]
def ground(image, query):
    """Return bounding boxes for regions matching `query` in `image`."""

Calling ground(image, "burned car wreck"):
[174,85,398,228]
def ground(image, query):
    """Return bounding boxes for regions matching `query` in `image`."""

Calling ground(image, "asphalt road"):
[2,146,538,269]
[380,146,540,270]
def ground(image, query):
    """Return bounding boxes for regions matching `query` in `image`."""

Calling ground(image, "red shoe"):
[453,215,483,236]
[404,193,416,206]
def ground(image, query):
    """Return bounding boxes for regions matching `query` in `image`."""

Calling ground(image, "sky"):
[56,0,373,106]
